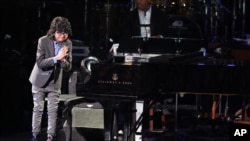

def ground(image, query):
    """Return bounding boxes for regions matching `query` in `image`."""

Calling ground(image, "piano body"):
[78,62,158,98]
[75,53,250,141]
[77,53,250,97]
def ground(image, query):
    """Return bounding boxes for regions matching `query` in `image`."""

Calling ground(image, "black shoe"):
[46,134,56,141]
[31,137,39,141]
[31,133,41,141]
[46,136,53,141]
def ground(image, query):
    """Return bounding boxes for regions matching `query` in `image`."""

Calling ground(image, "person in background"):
[235,103,250,121]
[118,0,169,53]
[29,16,73,141]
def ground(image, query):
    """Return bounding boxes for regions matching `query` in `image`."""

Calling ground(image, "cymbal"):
[131,36,203,41]
[162,37,204,41]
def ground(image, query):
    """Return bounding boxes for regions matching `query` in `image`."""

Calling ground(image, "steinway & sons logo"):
[112,73,118,81]
[97,73,132,85]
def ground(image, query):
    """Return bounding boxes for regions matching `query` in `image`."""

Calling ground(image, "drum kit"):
[93,0,238,56]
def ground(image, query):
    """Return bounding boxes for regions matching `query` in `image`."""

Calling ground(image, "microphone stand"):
[138,24,150,56]
[175,27,182,54]
[138,40,143,56]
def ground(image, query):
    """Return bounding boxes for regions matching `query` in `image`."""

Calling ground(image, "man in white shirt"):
[119,0,169,52]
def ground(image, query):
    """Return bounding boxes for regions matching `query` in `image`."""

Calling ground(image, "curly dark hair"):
[47,16,73,38]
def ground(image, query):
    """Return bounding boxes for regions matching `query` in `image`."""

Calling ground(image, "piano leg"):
[148,100,154,131]
[102,101,136,141]
[175,93,178,132]
[103,102,115,141]
[123,101,136,141]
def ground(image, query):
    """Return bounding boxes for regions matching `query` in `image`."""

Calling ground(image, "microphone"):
[131,24,151,40]
[141,24,150,41]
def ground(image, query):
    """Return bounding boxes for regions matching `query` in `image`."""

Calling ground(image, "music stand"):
[118,36,145,54]
[164,15,204,54]
[145,37,178,54]
[118,24,151,54]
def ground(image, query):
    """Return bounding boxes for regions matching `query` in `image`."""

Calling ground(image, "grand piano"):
[79,53,250,96]
[74,51,250,141]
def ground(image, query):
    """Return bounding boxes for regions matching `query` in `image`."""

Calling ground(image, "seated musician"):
[235,103,250,121]
[118,0,169,53]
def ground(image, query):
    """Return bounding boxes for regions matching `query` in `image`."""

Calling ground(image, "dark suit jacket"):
[119,6,169,53]
[29,35,72,90]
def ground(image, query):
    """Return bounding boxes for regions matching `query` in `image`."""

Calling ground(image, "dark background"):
[0,0,249,135]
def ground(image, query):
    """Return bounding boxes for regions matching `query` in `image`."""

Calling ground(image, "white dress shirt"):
[138,6,152,37]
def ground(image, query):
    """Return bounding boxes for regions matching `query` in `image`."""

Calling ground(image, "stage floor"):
[0,121,230,141]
